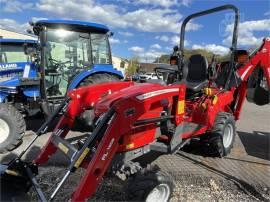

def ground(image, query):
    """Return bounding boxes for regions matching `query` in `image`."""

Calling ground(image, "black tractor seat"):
[184,54,209,92]
[145,55,209,91]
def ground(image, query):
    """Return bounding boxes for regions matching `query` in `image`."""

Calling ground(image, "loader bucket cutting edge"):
[0,162,36,201]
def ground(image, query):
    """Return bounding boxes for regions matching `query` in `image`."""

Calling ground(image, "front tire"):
[127,168,174,202]
[0,104,26,153]
[201,112,236,157]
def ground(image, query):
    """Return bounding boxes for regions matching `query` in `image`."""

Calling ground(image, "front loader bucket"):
[0,162,36,201]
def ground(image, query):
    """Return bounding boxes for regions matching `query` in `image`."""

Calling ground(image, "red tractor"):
[1,4,269,202]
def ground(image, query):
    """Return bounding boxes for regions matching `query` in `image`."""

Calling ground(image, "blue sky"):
[0,0,269,61]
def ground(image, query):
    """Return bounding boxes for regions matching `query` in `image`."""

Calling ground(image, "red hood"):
[94,83,168,116]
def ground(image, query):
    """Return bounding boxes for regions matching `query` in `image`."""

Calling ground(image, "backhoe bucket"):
[247,68,270,105]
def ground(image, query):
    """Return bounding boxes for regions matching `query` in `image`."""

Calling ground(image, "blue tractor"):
[0,20,123,152]
[0,38,37,152]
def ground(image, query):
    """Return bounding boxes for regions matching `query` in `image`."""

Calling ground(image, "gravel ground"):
[28,166,269,202]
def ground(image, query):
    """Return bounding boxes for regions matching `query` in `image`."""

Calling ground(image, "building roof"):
[36,20,109,33]
[0,28,36,40]
[0,38,37,44]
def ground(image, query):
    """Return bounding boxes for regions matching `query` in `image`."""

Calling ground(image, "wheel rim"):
[146,183,170,202]
[223,123,233,148]
[0,118,10,144]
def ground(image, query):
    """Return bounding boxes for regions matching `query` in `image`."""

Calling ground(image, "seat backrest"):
[186,54,208,82]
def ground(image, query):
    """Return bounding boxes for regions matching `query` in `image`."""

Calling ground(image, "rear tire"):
[78,73,119,87]
[75,73,120,130]
[127,167,174,202]
[0,103,26,153]
[201,112,236,157]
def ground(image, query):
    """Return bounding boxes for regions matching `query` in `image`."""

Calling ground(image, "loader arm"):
[34,81,134,164]
[233,37,270,119]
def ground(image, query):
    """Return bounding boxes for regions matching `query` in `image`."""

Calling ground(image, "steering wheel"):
[49,58,71,71]
[155,64,179,79]
[48,58,73,80]
[154,64,180,85]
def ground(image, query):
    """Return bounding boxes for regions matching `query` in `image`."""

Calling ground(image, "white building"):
[0,28,36,40]
[112,56,128,76]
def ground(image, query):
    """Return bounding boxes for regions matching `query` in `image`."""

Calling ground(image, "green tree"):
[154,55,170,63]
[127,57,139,76]
[155,49,230,64]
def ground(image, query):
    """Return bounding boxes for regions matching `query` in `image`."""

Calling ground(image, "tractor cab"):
[32,20,113,99]
[0,39,37,84]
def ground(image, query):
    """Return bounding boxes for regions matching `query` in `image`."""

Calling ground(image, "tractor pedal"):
[51,135,78,160]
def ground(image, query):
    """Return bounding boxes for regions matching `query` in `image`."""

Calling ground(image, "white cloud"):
[223,19,270,46]
[109,38,120,44]
[128,46,145,53]
[170,35,190,46]
[31,17,48,23]
[264,11,270,16]
[128,45,166,62]
[181,0,192,6]
[150,44,161,49]
[143,49,165,62]
[36,0,128,28]
[131,0,192,8]
[186,21,202,31]
[35,0,201,34]
[192,44,230,56]
[0,18,29,33]
[171,35,179,45]
[0,17,48,34]
[118,31,134,37]
[160,35,169,42]
[155,35,169,42]
[123,8,182,33]
[0,0,33,13]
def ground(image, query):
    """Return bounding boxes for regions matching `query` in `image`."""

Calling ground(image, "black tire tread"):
[127,167,174,201]
[206,112,236,157]
[78,73,119,87]
[0,103,26,153]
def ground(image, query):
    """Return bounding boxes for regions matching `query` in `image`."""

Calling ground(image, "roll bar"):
[178,4,239,89]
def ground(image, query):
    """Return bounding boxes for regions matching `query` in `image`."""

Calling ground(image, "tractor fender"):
[0,77,20,87]
[68,64,123,90]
